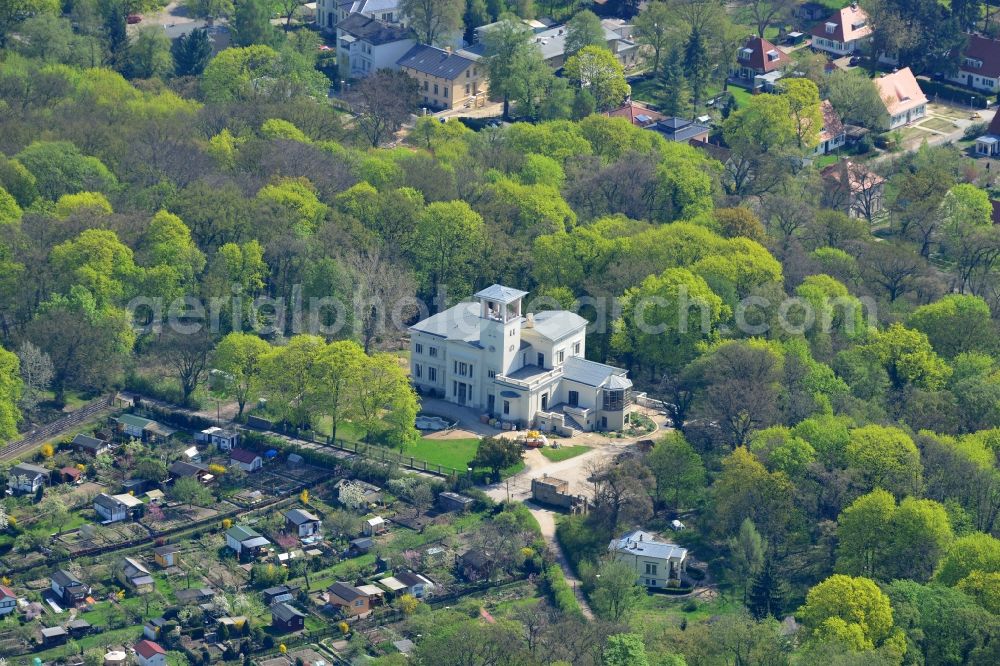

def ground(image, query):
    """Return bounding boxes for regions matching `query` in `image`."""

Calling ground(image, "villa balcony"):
[495,365,564,390]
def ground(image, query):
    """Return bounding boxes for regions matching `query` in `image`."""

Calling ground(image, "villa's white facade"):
[409,285,633,433]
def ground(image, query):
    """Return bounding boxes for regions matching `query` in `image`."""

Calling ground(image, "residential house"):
[605,100,665,127]
[949,34,1000,92]
[437,491,474,512]
[40,626,68,646]
[262,584,298,605]
[168,460,214,484]
[814,99,847,155]
[118,557,155,593]
[873,67,927,130]
[410,285,633,432]
[72,433,111,456]
[94,493,144,523]
[0,585,17,615]
[285,508,322,537]
[270,601,306,632]
[195,426,240,451]
[230,448,263,472]
[50,570,90,607]
[336,478,382,509]
[394,571,434,598]
[458,549,490,581]
[730,36,790,90]
[337,13,415,79]
[397,44,488,111]
[651,117,711,143]
[135,639,167,666]
[7,463,49,494]
[821,159,886,220]
[810,3,872,56]
[326,582,370,617]
[976,110,1000,156]
[608,530,688,588]
[363,515,387,536]
[225,525,271,559]
[320,0,400,31]
[112,414,176,443]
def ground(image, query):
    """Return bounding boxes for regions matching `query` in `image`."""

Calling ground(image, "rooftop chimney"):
[525,313,535,328]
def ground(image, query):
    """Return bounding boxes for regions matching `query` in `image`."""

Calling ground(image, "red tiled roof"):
[605,101,665,127]
[873,68,927,116]
[229,448,260,464]
[60,466,82,478]
[135,639,166,658]
[961,34,1000,79]
[819,99,845,142]
[821,160,886,192]
[736,36,789,73]
[810,5,872,43]
[0,585,15,599]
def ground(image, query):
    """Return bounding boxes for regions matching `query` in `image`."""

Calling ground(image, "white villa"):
[409,285,633,433]
[609,530,688,588]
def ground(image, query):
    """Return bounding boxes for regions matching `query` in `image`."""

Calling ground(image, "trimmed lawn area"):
[631,591,744,635]
[539,445,590,462]
[404,436,481,471]
[920,116,958,133]
[729,87,753,109]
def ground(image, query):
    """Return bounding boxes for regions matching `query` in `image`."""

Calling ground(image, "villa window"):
[433,84,438,95]
[414,364,422,378]
[428,368,437,382]
[429,347,438,357]
[568,391,579,407]
[645,562,658,576]
[415,343,423,354]
[557,350,565,364]
[503,400,510,415]
[488,370,496,379]
[573,342,581,355]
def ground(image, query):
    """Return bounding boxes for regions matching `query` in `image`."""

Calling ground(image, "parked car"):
[848,56,861,66]
[126,14,142,24]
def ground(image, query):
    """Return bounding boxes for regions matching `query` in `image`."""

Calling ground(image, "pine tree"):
[748,559,786,620]
[173,28,213,77]
[683,27,711,109]
[660,47,690,118]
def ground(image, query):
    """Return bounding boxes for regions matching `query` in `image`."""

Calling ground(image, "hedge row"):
[919,79,993,108]
[543,563,584,619]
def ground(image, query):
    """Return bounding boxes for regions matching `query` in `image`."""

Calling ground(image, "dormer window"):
[766,49,779,62]
[965,57,983,69]
[825,22,836,34]
[851,20,866,30]
[739,47,752,60]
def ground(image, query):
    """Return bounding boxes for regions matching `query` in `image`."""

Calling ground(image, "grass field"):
[404,437,481,470]
[920,116,958,133]
[539,445,590,462]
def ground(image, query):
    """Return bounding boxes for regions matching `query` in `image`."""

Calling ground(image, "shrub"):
[543,564,584,619]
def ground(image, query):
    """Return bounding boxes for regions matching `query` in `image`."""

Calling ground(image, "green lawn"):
[729,87,753,109]
[539,445,590,462]
[403,437,481,470]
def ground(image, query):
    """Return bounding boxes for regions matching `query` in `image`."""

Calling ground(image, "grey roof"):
[328,582,363,601]
[41,626,68,637]
[270,601,306,621]
[153,544,178,555]
[242,536,271,549]
[409,301,481,343]
[394,571,427,587]
[562,356,631,389]
[130,575,155,587]
[337,13,413,45]
[526,310,588,342]
[11,463,49,478]
[397,44,476,79]
[95,493,125,510]
[439,491,474,504]
[652,117,711,142]
[262,585,292,596]
[72,434,106,450]
[604,374,632,390]
[337,0,399,13]
[123,557,151,575]
[51,570,82,588]
[285,508,321,525]
[169,460,207,477]
[529,23,628,62]
[475,284,528,304]
[393,638,415,654]
[609,530,688,561]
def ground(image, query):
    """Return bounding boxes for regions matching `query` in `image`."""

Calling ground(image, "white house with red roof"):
[0,585,17,615]
[948,34,1000,93]
[873,68,928,130]
[810,3,872,56]
[814,100,846,155]
[229,448,263,472]
[135,639,167,666]
[731,36,790,89]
